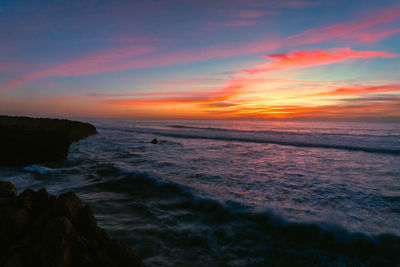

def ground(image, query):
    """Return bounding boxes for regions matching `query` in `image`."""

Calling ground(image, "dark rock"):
[151,138,166,144]
[34,188,56,211]
[78,205,98,238]
[0,115,98,167]
[4,253,23,267]
[54,192,83,224]
[41,217,73,244]
[0,181,17,197]
[107,239,144,267]
[4,207,29,236]
[18,189,35,210]
[0,181,144,267]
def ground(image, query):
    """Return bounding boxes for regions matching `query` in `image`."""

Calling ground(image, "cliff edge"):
[0,115,98,167]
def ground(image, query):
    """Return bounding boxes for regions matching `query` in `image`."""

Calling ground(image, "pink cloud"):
[206,20,259,29]
[236,10,277,18]
[2,78,26,89]
[1,40,282,90]
[0,44,158,89]
[86,90,216,98]
[2,5,400,90]
[288,6,400,44]
[29,44,158,78]
[279,1,318,8]
[237,0,317,9]
[0,62,43,73]
[243,48,397,74]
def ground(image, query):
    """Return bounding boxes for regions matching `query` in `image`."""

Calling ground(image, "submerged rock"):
[0,181,144,267]
[0,115,98,167]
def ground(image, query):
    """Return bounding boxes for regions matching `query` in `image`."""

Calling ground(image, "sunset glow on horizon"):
[1,0,400,121]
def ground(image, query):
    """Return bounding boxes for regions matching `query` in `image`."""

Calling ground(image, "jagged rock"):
[53,192,83,225]
[0,181,144,267]
[0,115,98,167]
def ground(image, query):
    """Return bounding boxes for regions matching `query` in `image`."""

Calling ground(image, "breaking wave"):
[100,126,400,155]
[93,170,400,265]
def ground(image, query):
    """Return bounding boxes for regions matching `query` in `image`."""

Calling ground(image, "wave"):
[168,125,232,132]
[169,124,400,137]
[100,126,400,155]
[93,170,400,265]
[22,165,59,175]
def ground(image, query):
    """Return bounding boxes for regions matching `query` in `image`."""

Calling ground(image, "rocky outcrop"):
[150,138,166,144]
[0,181,144,267]
[0,115,98,167]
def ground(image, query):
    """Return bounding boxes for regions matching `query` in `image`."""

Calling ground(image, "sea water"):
[1,119,400,265]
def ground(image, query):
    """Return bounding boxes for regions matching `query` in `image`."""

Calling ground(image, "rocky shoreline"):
[0,115,144,266]
[0,181,144,267]
[0,115,98,167]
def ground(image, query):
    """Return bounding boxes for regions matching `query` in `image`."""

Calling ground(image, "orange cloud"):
[244,48,397,74]
[99,85,243,107]
[312,84,400,97]
[2,5,399,91]
[212,101,400,119]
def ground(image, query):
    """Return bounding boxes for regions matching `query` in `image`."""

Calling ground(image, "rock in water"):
[0,181,144,267]
[0,115,98,167]
[151,138,166,144]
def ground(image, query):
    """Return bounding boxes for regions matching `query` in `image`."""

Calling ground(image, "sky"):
[1,0,400,121]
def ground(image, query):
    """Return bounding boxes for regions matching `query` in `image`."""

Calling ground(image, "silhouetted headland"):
[0,181,144,267]
[0,115,98,167]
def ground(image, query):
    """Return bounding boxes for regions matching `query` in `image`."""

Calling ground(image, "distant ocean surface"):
[1,119,400,265]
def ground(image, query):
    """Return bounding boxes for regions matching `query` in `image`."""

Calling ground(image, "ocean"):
[1,119,400,265]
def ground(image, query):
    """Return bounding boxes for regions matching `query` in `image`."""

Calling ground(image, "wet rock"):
[0,181,144,267]
[0,115,98,167]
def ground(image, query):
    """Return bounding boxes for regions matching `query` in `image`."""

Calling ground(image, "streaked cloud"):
[288,6,400,44]
[243,48,397,74]
[2,4,399,91]
[316,84,400,96]
[235,10,277,18]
